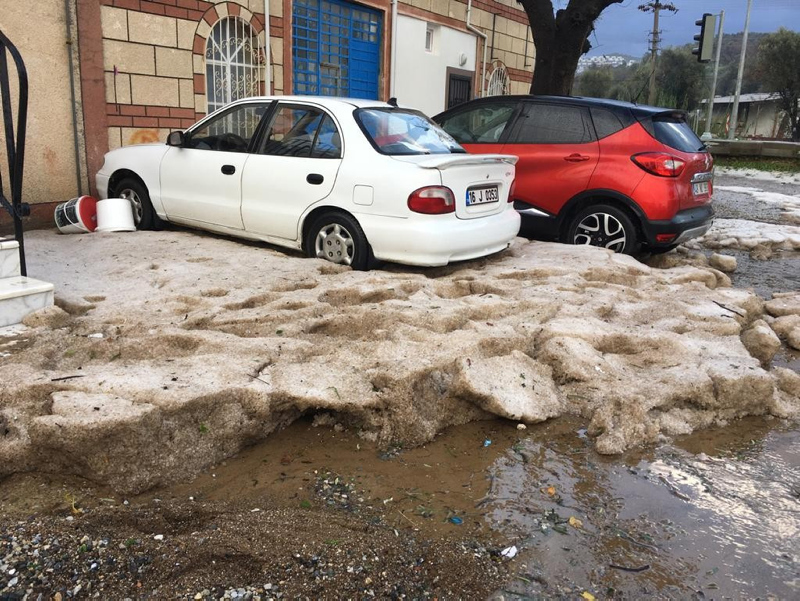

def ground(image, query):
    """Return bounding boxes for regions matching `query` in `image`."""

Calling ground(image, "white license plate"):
[466,186,499,206]
[692,181,709,196]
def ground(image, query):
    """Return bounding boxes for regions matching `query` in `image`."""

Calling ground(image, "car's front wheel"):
[565,204,640,255]
[111,177,163,230]
[305,211,373,270]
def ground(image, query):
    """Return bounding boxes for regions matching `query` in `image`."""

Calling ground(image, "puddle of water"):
[146,417,524,539]
[133,414,798,599]
[491,418,800,598]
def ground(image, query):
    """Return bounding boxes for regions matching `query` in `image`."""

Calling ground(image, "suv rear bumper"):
[641,205,714,248]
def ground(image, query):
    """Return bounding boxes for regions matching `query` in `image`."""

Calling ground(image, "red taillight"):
[656,233,677,242]
[508,179,516,202]
[631,152,686,177]
[408,186,455,214]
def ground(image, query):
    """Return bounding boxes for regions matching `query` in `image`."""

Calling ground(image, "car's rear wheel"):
[305,212,373,270]
[111,177,163,230]
[566,204,640,255]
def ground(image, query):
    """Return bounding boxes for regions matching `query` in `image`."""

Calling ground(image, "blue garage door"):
[293,0,382,99]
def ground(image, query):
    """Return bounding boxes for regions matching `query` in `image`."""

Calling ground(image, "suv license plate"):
[692,181,709,196]
[467,186,499,206]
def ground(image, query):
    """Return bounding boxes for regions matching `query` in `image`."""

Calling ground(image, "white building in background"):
[395,16,478,118]
[577,54,638,73]
[699,93,794,140]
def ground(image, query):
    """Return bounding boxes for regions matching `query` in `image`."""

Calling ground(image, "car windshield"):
[355,108,466,155]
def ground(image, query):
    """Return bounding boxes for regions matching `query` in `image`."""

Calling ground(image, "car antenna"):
[388,97,398,107]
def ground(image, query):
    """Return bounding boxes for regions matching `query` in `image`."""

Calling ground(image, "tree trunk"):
[520,0,623,95]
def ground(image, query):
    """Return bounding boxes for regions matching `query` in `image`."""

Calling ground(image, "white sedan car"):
[96,96,519,269]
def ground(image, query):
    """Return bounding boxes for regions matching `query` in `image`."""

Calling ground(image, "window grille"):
[206,17,264,114]
[487,62,510,97]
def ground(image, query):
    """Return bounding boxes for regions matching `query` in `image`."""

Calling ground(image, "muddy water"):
[135,414,798,598]
[488,418,799,599]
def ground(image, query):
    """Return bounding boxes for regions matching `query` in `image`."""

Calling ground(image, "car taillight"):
[631,152,686,177]
[408,186,455,214]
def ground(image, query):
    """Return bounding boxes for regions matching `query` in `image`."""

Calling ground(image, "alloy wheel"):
[573,212,627,252]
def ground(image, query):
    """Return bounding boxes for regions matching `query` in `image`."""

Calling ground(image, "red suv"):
[434,96,714,254]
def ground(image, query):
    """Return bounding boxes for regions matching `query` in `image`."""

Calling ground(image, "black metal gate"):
[446,73,472,110]
[0,29,29,276]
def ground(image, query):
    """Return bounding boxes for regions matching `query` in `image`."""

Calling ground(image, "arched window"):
[206,17,263,113]
[487,62,509,97]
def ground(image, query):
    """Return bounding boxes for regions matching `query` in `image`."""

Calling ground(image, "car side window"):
[511,104,593,144]
[590,107,625,139]
[260,105,342,158]
[311,116,342,158]
[186,103,269,152]
[437,102,517,144]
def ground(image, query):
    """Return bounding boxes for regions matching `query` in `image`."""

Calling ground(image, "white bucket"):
[54,195,97,234]
[96,197,136,233]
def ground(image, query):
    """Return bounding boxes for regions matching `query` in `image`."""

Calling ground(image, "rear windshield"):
[645,115,706,153]
[355,108,466,155]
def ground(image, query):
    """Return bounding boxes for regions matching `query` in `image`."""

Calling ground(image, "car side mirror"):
[167,131,186,147]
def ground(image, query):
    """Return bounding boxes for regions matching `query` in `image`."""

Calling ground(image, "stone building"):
[0,0,534,228]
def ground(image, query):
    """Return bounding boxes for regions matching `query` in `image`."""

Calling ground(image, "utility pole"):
[728,0,753,140]
[702,10,725,139]
[639,2,678,106]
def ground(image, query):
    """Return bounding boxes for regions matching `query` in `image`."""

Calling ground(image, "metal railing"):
[0,29,29,276]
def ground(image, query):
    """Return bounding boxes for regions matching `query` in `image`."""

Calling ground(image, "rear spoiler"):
[413,154,519,170]
[635,109,689,123]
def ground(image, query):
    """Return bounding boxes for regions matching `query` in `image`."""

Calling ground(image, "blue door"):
[292,0,382,99]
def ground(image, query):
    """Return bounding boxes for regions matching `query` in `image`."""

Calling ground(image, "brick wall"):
[99,0,280,149]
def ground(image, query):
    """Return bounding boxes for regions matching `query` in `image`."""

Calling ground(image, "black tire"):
[110,177,164,230]
[305,211,373,270]
[565,204,640,255]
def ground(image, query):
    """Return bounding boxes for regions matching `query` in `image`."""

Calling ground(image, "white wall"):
[394,15,477,118]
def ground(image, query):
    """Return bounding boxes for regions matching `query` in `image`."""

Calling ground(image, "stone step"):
[0,238,21,279]
[0,276,55,327]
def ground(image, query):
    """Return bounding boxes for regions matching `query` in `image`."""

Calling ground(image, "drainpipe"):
[390,0,398,98]
[466,0,487,98]
[64,0,84,195]
[264,0,272,94]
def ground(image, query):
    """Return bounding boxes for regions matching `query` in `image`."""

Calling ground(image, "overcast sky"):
[580,0,800,58]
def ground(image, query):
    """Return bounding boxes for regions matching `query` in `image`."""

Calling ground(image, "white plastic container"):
[96,197,136,232]
[54,196,97,234]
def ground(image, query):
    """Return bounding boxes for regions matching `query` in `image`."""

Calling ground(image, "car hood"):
[390,153,518,170]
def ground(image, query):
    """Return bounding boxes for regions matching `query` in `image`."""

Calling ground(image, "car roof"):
[436,95,679,119]
[232,95,393,109]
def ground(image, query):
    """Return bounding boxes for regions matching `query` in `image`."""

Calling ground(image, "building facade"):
[0,0,534,229]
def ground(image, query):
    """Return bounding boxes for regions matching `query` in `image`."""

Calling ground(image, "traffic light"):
[692,13,716,63]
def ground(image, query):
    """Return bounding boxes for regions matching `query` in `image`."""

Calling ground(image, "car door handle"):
[564,154,590,162]
[307,173,324,185]
[221,164,236,175]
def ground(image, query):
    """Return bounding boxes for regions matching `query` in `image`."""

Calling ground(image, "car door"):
[241,102,342,241]
[435,100,520,155]
[501,102,599,215]
[159,101,271,229]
